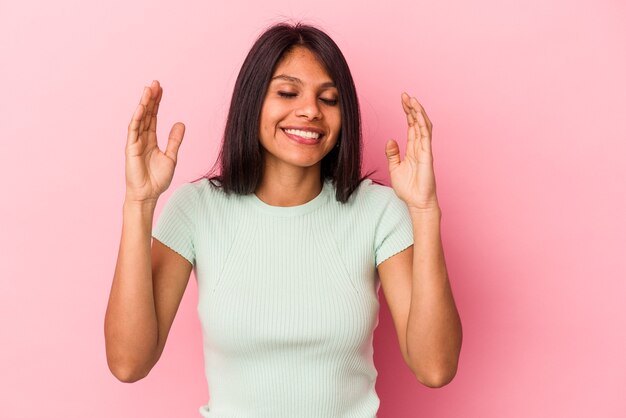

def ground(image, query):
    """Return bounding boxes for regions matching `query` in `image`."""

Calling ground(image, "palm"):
[125,81,185,202]
[386,93,438,211]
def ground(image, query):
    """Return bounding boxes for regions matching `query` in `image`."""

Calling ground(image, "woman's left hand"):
[385,92,440,213]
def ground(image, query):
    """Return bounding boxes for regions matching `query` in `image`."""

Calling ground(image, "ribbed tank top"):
[152,178,414,417]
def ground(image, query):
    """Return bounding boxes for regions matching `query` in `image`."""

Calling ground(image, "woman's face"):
[258,46,341,172]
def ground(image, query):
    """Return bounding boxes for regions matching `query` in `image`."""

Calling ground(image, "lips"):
[283,129,320,140]
[281,128,324,145]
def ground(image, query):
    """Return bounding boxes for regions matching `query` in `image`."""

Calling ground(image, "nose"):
[295,94,322,120]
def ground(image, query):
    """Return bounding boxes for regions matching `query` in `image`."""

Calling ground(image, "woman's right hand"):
[125,80,185,203]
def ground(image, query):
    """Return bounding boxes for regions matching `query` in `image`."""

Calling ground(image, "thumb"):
[385,139,401,170]
[164,122,185,162]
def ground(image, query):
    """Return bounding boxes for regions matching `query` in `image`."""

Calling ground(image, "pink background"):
[1,0,625,416]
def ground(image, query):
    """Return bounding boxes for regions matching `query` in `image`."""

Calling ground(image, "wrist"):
[408,206,442,234]
[123,198,158,214]
[407,205,442,217]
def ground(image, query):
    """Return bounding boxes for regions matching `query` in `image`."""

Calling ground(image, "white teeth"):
[284,129,321,140]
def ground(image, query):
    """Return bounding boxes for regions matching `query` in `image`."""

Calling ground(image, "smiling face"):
[258,46,341,173]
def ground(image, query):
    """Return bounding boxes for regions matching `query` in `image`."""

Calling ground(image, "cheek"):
[259,104,282,131]
[258,109,274,137]
[331,112,342,135]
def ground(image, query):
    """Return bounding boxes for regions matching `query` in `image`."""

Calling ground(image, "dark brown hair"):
[197,22,373,203]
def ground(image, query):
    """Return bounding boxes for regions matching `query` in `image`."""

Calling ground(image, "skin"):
[255,46,341,206]
[105,80,191,382]
[381,93,463,387]
[105,48,462,387]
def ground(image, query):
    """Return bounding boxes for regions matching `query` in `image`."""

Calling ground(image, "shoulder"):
[175,177,228,201]
[324,178,406,225]
[182,177,252,218]
[160,178,228,214]
[345,178,403,210]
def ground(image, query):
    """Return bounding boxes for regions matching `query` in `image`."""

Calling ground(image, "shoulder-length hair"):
[198,22,371,203]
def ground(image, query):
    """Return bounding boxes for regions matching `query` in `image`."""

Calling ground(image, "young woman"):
[105,22,462,417]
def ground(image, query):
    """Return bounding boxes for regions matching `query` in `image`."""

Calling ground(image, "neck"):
[254,164,324,207]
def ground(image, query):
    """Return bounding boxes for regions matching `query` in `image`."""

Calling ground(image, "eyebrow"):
[271,74,336,88]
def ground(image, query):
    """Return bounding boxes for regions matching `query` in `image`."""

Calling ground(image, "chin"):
[287,158,324,168]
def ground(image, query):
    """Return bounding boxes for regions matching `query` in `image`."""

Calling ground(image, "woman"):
[105,22,462,417]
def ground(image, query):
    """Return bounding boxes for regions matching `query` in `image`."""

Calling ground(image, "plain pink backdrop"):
[1,0,625,417]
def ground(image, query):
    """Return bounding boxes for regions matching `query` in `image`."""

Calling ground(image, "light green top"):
[153,177,414,417]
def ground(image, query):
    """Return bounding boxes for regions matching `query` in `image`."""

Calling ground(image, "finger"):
[152,84,163,122]
[401,93,416,126]
[142,80,159,134]
[409,97,433,131]
[407,122,419,158]
[126,103,145,146]
[137,86,152,133]
[385,139,401,171]
[401,92,412,114]
[401,92,411,108]
[407,104,432,141]
[406,98,420,125]
[415,110,431,144]
[412,111,433,155]
[164,122,185,162]
[149,86,163,134]
[404,109,415,127]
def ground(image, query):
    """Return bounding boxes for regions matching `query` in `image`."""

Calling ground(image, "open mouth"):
[281,128,324,144]
[282,128,322,140]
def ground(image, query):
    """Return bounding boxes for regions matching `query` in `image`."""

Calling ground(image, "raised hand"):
[385,92,439,212]
[125,80,185,203]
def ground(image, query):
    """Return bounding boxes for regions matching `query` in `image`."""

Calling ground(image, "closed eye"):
[320,98,338,106]
[278,91,338,106]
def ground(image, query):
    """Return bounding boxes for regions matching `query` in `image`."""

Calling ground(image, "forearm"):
[104,199,159,381]
[406,208,462,387]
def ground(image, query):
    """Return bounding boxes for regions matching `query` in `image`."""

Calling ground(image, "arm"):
[378,209,461,388]
[380,92,462,387]
[105,201,192,382]
[104,80,189,382]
